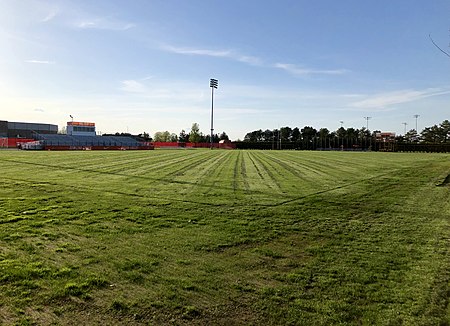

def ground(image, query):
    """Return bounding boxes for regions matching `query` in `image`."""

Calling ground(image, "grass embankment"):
[0,150,449,325]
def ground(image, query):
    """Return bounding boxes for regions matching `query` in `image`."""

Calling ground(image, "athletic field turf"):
[1,150,449,325]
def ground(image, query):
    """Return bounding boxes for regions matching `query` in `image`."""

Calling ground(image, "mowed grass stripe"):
[169,150,232,199]
[244,151,284,196]
[271,151,342,180]
[261,152,336,192]
[232,151,252,198]
[282,151,364,181]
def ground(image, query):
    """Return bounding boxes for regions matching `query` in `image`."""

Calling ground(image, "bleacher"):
[35,134,146,147]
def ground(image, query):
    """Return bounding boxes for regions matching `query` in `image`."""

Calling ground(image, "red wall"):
[152,142,235,149]
[0,138,36,148]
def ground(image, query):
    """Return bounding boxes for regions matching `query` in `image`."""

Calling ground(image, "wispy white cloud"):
[119,79,201,101]
[236,55,263,66]
[161,45,263,66]
[161,44,347,75]
[25,60,55,64]
[31,2,135,31]
[274,63,349,76]
[120,80,147,93]
[75,18,135,31]
[351,88,450,110]
[162,45,231,57]
[41,8,59,22]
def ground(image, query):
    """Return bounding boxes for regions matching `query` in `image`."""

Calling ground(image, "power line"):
[429,33,450,58]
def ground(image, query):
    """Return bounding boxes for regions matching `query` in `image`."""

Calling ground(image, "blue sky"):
[0,0,449,140]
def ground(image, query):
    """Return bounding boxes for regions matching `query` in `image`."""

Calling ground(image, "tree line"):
[243,125,373,150]
[153,123,229,143]
[398,120,450,143]
[240,119,450,150]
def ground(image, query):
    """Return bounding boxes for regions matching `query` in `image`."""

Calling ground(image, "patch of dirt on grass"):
[25,306,60,325]
[0,306,17,325]
[194,303,264,326]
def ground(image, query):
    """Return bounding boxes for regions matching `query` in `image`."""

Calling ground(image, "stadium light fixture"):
[364,117,372,149]
[210,78,218,149]
[363,116,371,130]
[402,122,408,135]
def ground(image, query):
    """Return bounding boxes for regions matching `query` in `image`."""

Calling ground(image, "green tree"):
[262,129,273,142]
[189,123,201,143]
[291,127,301,142]
[318,128,330,139]
[318,128,330,148]
[153,131,171,142]
[404,129,418,142]
[421,125,441,143]
[137,132,152,141]
[301,126,317,140]
[440,120,450,142]
[244,129,263,142]
[301,126,317,149]
[420,120,450,143]
[179,130,188,142]
[280,127,292,141]
[219,132,229,141]
[336,127,346,138]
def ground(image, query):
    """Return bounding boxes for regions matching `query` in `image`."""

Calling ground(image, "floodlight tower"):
[364,117,372,149]
[413,114,420,133]
[210,78,218,149]
[363,116,371,130]
[402,122,408,135]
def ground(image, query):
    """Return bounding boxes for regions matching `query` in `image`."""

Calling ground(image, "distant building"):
[0,120,57,139]
[0,120,57,148]
[66,121,96,136]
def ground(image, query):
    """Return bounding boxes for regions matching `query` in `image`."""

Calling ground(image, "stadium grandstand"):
[1,119,153,150]
[32,134,152,150]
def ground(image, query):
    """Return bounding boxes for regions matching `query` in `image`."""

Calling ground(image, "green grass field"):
[1,150,449,325]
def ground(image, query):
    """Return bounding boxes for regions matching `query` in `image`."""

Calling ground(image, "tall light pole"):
[364,117,372,150]
[402,122,408,135]
[363,116,371,130]
[413,114,420,133]
[210,78,218,149]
